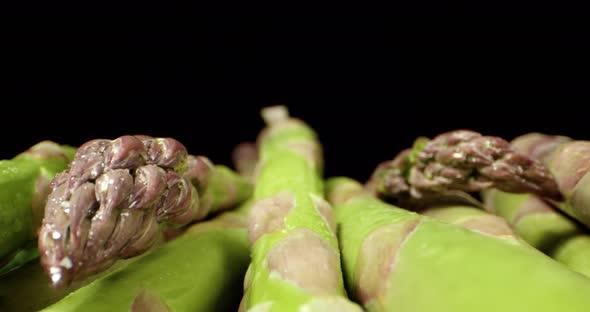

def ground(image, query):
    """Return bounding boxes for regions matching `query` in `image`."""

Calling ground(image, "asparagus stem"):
[369,130,561,210]
[327,177,590,312]
[483,188,590,277]
[512,133,590,227]
[241,106,362,312]
[0,141,74,273]
[40,203,252,312]
[0,253,132,312]
[39,135,252,288]
[421,205,523,243]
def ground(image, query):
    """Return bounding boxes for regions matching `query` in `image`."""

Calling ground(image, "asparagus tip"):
[371,130,563,209]
[18,140,72,161]
[231,142,259,179]
[261,105,289,125]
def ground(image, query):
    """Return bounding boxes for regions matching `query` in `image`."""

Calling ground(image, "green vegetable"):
[0,141,74,273]
[38,136,253,288]
[483,188,590,277]
[512,133,590,228]
[421,205,524,243]
[241,106,362,312]
[41,203,252,312]
[327,176,590,312]
[0,254,129,312]
[369,130,561,210]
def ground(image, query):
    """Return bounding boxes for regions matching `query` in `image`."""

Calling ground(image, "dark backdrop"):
[1,16,589,182]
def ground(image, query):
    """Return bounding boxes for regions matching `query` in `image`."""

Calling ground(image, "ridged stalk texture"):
[327,177,590,312]
[484,188,590,277]
[241,106,362,312]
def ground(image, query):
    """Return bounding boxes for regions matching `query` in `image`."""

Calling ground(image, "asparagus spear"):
[396,176,590,277]
[368,130,561,210]
[40,202,252,312]
[0,141,75,273]
[327,177,590,312]
[38,135,252,288]
[240,106,362,312]
[369,130,590,277]
[511,133,590,227]
[483,188,590,277]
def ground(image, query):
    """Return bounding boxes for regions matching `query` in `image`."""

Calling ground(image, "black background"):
[1,13,589,181]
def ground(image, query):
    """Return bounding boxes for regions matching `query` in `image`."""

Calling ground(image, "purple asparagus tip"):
[370,130,563,210]
[38,135,212,288]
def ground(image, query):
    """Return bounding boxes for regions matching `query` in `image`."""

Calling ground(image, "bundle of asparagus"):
[4,109,590,312]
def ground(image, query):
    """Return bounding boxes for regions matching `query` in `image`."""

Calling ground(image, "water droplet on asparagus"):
[60,257,73,269]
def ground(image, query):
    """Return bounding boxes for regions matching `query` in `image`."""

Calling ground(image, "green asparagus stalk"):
[240,106,362,312]
[418,204,590,275]
[423,202,590,277]
[483,188,590,277]
[0,253,133,311]
[407,188,590,276]
[40,202,252,312]
[38,135,252,288]
[327,177,590,312]
[421,205,523,243]
[511,133,590,227]
[0,141,75,273]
